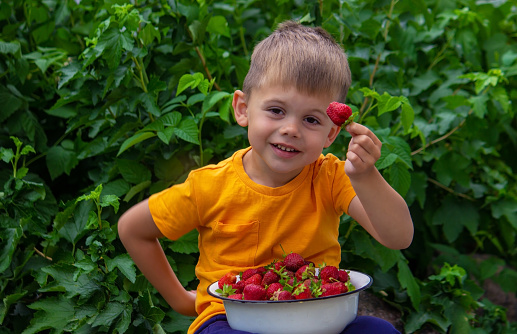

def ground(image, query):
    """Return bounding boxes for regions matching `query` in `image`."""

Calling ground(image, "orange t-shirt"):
[148,147,356,334]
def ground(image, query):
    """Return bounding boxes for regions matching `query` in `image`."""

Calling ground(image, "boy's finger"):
[345,123,381,146]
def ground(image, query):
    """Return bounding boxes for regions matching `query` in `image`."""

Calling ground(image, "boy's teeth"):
[275,144,296,152]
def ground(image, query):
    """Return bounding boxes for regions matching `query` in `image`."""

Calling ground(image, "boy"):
[118,21,413,334]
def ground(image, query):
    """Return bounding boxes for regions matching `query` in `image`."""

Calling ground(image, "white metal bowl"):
[207,270,372,334]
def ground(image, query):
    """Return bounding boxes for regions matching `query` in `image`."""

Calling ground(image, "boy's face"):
[233,84,341,187]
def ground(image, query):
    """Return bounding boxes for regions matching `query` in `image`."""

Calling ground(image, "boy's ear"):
[232,90,248,127]
[324,125,341,148]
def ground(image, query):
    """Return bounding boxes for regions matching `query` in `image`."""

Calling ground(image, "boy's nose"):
[279,121,300,138]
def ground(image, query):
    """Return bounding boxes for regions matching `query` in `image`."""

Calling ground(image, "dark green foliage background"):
[1,0,516,333]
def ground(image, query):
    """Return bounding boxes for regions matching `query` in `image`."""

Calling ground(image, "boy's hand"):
[344,122,381,177]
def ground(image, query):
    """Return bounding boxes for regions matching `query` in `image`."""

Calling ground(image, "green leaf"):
[490,86,510,113]
[46,145,79,180]
[432,197,480,243]
[117,131,156,156]
[0,227,23,272]
[207,15,230,37]
[0,291,27,324]
[139,291,165,323]
[100,194,120,213]
[58,200,93,245]
[432,151,471,187]
[96,28,134,70]
[92,301,126,327]
[114,304,133,333]
[491,198,517,230]
[0,85,23,122]
[45,105,78,118]
[469,94,489,118]
[397,259,421,309]
[160,111,182,128]
[188,16,210,45]
[376,151,398,170]
[0,147,14,164]
[22,296,75,334]
[218,95,233,122]
[170,230,199,254]
[405,309,450,333]
[177,73,205,96]
[400,101,415,134]
[40,264,101,299]
[494,267,517,293]
[140,23,161,45]
[174,118,199,145]
[202,91,230,114]
[154,156,184,182]
[117,159,152,184]
[446,303,470,334]
[479,257,506,281]
[138,92,161,117]
[409,70,440,96]
[161,312,197,333]
[58,61,82,89]
[377,93,402,116]
[389,162,411,197]
[0,40,21,56]
[105,254,136,283]
[123,180,152,202]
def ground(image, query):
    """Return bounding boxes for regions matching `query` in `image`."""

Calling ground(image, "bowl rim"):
[207,269,372,304]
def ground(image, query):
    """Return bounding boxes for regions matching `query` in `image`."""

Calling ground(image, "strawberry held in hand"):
[326,102,354,127]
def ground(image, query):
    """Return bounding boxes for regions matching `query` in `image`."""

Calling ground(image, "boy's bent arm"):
[344,122,413,249]
[347,169,414,249]
[118,199,197,316]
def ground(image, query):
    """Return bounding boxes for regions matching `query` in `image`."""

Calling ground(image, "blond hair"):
[242,21,351,102]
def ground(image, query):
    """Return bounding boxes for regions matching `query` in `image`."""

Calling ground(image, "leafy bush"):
[1,0,516,333]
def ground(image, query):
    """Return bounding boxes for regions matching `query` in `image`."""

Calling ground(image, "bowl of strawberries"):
[207,252,372,334]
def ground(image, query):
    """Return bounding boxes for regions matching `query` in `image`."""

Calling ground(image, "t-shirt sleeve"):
[148,174,200,240]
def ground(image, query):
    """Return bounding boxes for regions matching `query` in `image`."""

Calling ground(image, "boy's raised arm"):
[344,122,414,250]
[118,199,197,316]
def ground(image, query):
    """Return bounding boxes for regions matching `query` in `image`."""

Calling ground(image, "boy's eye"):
[305,117,320,125]
[269,108,283,115]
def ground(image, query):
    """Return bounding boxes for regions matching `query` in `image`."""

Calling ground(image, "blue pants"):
[194,314,400,334]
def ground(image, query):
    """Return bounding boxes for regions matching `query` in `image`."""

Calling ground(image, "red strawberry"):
[284,253,305,272]
[244,273,263,286]
[272,290,294,301]
[321,282,346,297]
[262,269,280,286]
[319,265,339,283]
[274,261,285,271]
[266,282,283,299]
[218,272,237,289]
[228,293,243,300]
[338,269,349,283]
[326,102,353,127]
[231,280,246,294]
[243,284,267,300]
[295,264,316,281]
[242,268,262,281]
[293,281,313,300]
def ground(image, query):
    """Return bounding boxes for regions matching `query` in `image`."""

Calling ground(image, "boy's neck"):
[241,149,303,188]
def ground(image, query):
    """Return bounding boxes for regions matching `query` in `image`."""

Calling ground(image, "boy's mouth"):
[272,143,299,152]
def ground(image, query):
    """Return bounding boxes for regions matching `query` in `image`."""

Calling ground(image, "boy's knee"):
[343,316,400,334]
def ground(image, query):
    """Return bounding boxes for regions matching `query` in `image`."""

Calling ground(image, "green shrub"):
[1,0,516,333]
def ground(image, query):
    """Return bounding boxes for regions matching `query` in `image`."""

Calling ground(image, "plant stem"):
[195,46,221,91]
[427,177,476,201]
[132,56,148,92]
[239,27,248,56]
[411,108,472,155]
